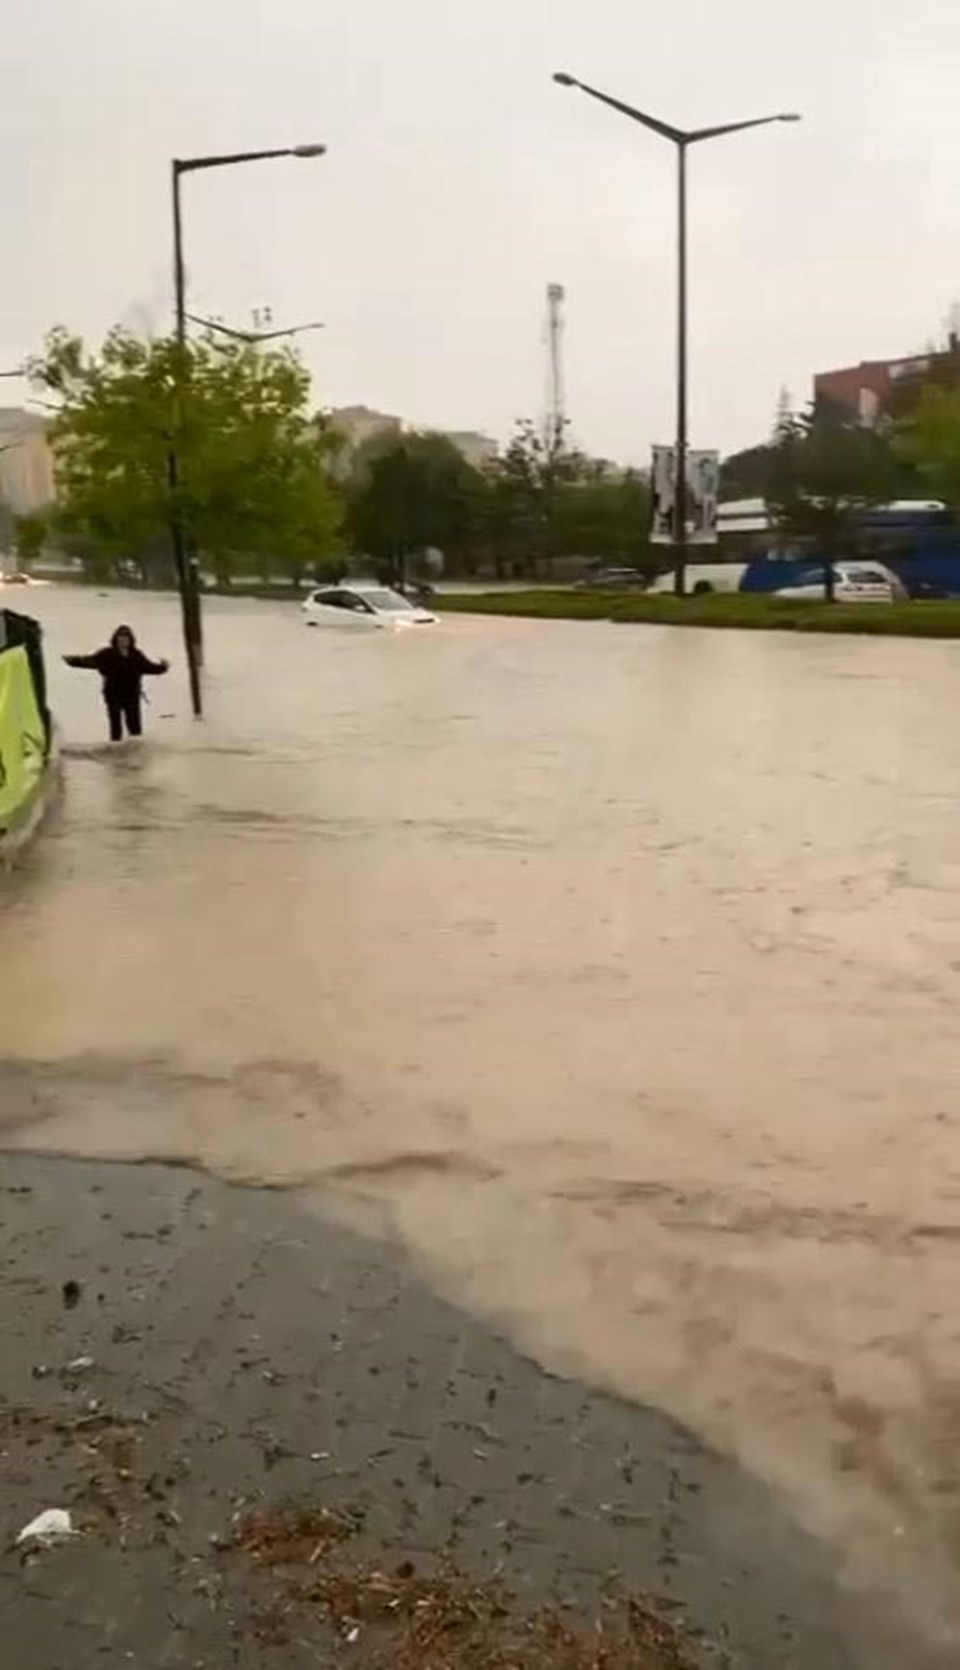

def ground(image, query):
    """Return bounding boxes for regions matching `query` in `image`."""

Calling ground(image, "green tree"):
[720,443,777,500]
[347,432,484,583]
[33,325,342,587]
[766,406,901,600]
[894,384,960,504]
[552,470,652,567]
[12,512,47,571]
[484,419,585,578]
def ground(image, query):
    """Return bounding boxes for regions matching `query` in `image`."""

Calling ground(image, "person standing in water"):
[64,625,169,742]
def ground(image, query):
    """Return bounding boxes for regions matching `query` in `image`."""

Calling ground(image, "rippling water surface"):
[4,588,960,1637]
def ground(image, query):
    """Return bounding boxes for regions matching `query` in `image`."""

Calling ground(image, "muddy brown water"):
[4,587,960,1645]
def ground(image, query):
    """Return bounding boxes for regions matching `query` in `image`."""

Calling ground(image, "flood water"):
[4,587,960,1640]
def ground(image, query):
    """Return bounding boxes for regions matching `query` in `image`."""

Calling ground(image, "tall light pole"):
[553,74,798,596]
[170,143,326,716]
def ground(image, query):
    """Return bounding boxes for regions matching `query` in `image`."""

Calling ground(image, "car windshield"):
[359,589,415,612]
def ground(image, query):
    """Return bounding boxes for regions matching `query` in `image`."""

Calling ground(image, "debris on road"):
[16,1508,77,1549]
[64,1355,95,1374]
[228,1499,702,1669]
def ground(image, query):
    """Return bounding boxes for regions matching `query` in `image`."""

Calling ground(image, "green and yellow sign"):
[0,646,47,833]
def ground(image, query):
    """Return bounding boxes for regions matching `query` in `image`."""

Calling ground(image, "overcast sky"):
[2,0,957,463]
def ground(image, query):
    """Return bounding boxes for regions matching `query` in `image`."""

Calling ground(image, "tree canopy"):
[894,385,960,503]
[33,325,342,584]
[476,421,651,577]
[32,326,657,586]
[12,512,48,571]
[766,406,901,543]
[755,405,907,598]
[552,470,652,565]
[346,431,484,580]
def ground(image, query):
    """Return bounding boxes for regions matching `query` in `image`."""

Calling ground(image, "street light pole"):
[169,142,326,716]
[553,74,799,596]
[169,161,201,717]
[676,140,689,597]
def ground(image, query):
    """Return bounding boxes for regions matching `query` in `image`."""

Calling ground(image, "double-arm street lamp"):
[170,143,326,716]
[186,314,325,346]
[553,74,799,595]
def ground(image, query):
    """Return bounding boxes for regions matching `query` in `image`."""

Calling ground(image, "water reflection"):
[4,588,960,1639]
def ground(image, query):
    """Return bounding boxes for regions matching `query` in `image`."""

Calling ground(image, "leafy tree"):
[720,443,778,500]
[483,422,544,576]
[12,512,47,571]
[483,419,586,578]
[894,384,960,503]
[32,326,342,586]
[552,470,652,566]
[347,432,484,584]
[766,405,900,599]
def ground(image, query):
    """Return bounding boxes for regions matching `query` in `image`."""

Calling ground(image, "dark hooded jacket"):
[65,627,168,702]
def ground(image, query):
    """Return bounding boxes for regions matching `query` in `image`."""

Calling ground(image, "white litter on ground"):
[16,1509,76,1548]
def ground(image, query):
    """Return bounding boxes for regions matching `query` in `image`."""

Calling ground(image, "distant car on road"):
[303,583,438,630]
[0,572,49,589]
[576,567,648,590]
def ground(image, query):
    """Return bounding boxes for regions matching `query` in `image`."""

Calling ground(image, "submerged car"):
[303,583,438,629]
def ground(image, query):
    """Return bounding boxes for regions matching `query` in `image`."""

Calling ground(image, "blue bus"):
[721,500,960,599]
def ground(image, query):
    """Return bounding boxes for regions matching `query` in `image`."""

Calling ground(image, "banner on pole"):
[650,446,720,545]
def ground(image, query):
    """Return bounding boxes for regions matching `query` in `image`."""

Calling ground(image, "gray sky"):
[2,0,956,463]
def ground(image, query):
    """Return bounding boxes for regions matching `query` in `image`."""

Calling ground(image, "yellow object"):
[0,646,46,833]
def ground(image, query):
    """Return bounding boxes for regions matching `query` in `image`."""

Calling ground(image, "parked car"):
[303,583,438,630]
[773,561,904,604]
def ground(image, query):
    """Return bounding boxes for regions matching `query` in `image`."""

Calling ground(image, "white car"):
[302,583,438,630]
[0,572,50,588]
[773,561,904,604]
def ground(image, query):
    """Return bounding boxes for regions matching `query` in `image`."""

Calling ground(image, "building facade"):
[0,410,55,515]
[440,430,499,470]
[815,338,960,426]
[328,405,403,452]
[327,407,498,472]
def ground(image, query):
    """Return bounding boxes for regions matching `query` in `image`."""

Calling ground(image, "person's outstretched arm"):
[63,653,102,670]
[136,652,170,676]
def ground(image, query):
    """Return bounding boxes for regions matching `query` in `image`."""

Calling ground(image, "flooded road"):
[4,588,960,1639]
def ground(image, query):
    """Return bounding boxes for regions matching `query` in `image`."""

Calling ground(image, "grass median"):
[436,589,960,638]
